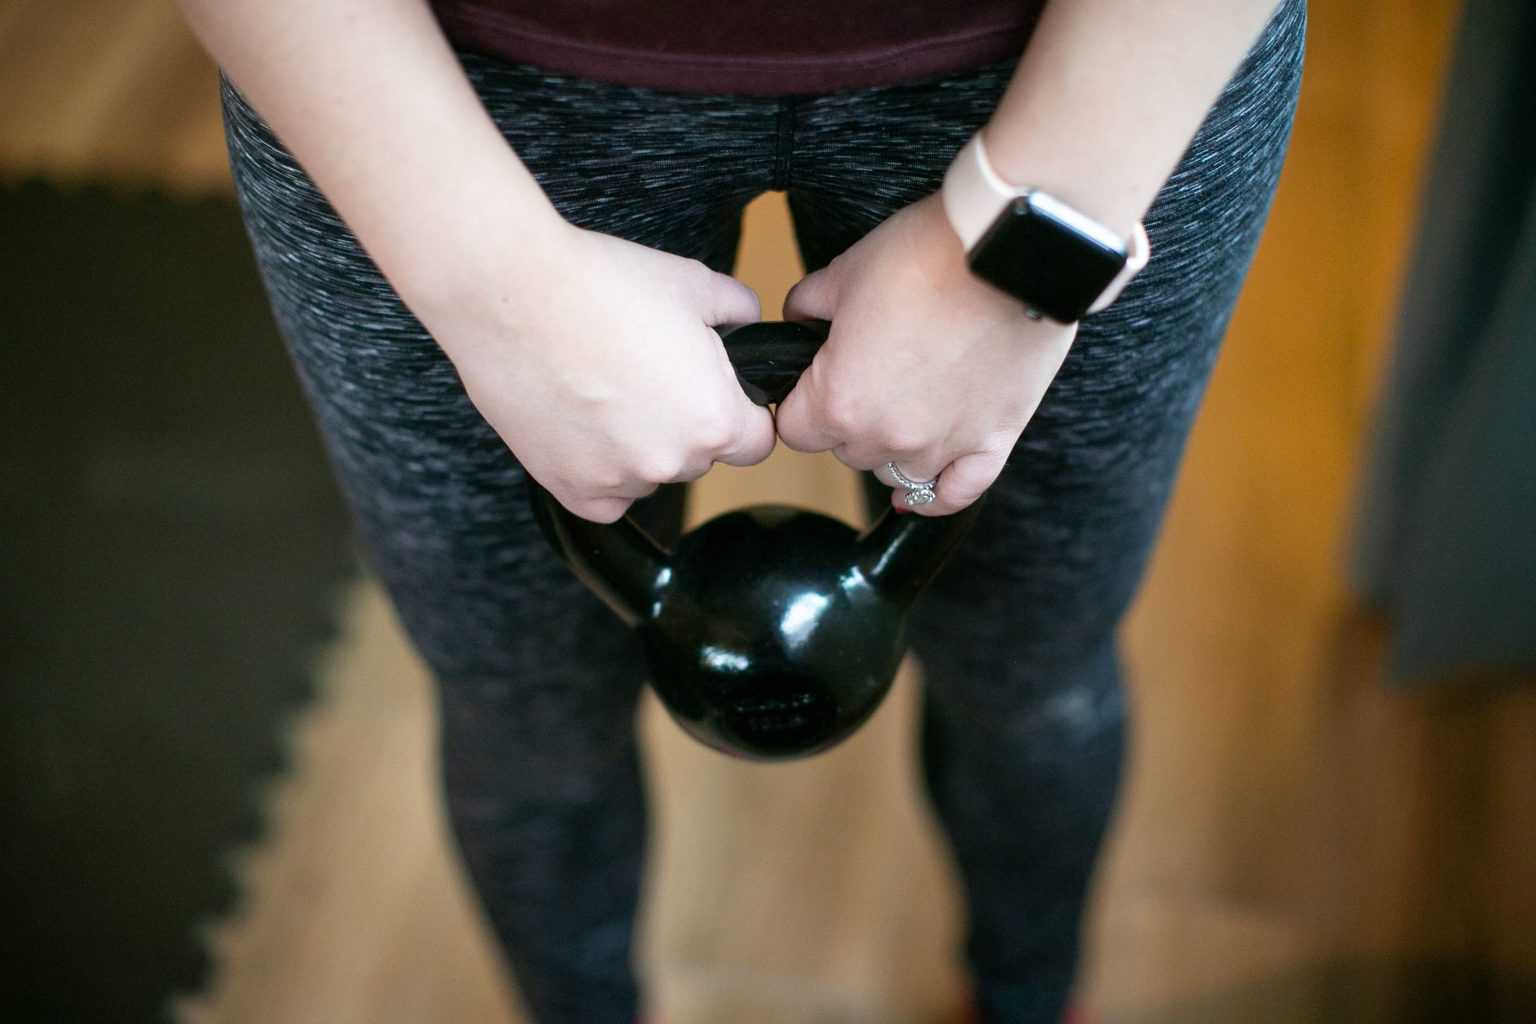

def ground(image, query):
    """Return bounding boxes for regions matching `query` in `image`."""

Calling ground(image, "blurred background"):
[2,0,1533,1021]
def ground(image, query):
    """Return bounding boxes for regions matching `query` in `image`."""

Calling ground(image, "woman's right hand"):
[175,0,775,526]
[415,219,778,524]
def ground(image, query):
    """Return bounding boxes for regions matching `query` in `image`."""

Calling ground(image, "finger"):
[773,363,846,455]
[897,448,1001,515]
[571,494,636,525]
[715,403,778,467]
[889,449,1005,517]
[700,267,763,328]
[782,266,839,323]
[830,424,945,476]
[870,455,947,489]
[699,315,780,467]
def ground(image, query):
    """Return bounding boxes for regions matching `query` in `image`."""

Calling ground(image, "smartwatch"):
[941,130,1150,324]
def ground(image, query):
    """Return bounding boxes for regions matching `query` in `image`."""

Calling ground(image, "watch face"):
[969,192,1128,323]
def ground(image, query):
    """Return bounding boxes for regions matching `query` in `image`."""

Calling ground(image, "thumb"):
[709,325,777,467]
[697,265,763,328]
[678,264,773,466]
[775,268,842,454]
[716,399,778,467]
[698,310,777,467]
[772,357,842,455]
[783,264,839,323]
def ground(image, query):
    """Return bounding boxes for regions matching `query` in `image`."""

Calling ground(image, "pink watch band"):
[941,131,1150,317]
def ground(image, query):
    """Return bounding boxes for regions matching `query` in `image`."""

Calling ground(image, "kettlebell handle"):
[717,318,831,407]
[527,319,984,628]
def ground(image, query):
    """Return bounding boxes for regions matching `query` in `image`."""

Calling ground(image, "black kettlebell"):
[527,319,983,761]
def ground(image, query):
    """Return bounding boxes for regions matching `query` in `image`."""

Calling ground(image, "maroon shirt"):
[429,1,1045,97]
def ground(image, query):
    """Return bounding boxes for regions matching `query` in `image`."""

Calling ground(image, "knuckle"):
[683,453,718,481]
[634,451,685,484]
[692,414,737,454]
[583,468,627,493]
[879,423,928,456]
[818,387,862,434]
[980,429,1018,455]
[681,256,717,293]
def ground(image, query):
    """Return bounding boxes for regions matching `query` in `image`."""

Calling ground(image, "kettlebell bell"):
[527,319,983,761]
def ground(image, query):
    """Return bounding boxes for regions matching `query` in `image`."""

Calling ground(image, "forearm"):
[982,0,1283,236]
[174,0,565,314]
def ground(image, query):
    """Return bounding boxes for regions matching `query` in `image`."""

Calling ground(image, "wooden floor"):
[6,1,1534,1021]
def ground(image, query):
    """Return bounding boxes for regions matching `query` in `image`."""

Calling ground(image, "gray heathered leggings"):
[220,3,1304,1021]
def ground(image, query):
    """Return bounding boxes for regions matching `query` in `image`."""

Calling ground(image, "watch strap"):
[1087,218,1150,315]
[941,130,1150,316]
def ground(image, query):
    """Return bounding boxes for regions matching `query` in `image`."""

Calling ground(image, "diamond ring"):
[886,462,938,506]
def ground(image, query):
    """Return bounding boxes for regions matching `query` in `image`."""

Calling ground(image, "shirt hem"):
[433,6,1039,96]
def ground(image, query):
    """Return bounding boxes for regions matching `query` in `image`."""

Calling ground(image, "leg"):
[219,59,779,1023]
[784,3,1307,1020]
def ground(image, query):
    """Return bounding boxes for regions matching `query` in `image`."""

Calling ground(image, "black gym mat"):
[0,178,358,1022]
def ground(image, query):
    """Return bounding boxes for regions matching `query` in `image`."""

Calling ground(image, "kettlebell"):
[527,319,983,761]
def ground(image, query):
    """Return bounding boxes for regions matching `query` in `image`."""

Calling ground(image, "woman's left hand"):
[776,191,1079,516]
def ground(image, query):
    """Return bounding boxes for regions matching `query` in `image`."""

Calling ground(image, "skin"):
[174,0,778,524]
[778,0,1287,517]
[173,0,1283,523]
[780,191,1070,516]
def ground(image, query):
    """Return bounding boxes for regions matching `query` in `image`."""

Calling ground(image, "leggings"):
[220,3,1304,1020]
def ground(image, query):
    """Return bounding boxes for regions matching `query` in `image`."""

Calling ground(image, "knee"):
[916,637,1128,761]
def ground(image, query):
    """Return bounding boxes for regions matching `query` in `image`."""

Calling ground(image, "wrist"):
[264,153,570,348]
[380,153,572,327]
[977,120,1150,240]
[971,0,1283,237]
[941,130,1149,323]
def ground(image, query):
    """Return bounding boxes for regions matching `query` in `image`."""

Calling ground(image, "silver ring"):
[886,461,938,506]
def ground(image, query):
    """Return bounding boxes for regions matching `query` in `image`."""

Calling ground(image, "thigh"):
[787,0,1307,701]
